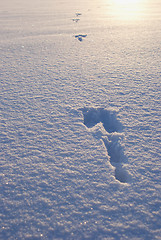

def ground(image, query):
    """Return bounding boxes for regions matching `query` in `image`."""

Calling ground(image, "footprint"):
[72,13,82,23]
[80,107,130,183]
[75,34,87,42]
[72,18,80,23]
[75,13,82,17]
[81,107,123,133]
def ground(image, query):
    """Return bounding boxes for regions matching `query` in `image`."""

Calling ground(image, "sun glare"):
[109,0,145,21]
[113,0,140,4]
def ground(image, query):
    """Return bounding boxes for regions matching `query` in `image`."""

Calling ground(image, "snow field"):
[0,0,161,239]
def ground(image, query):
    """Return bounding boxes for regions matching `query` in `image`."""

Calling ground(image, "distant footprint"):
[75,13,82,17]
[80,107,130,183]
[72,18,80,23]
[72,13,82,23]
[75,34,87,42]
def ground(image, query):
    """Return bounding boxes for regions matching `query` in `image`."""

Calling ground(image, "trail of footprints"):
[72,12,87,42]
[81,107,130,183]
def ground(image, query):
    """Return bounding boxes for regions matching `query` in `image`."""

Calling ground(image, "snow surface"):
[0,0,161,239]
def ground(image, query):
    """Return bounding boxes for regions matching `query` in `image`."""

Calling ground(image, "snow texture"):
[0,0,161,239]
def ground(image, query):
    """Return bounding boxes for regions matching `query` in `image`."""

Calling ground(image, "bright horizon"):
[106,0,147,21]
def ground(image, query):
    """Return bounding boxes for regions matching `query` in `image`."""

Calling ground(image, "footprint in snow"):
[75,13,82,17]
[80,107,131,183]
[72,18,80,23]
[75,34,87,42]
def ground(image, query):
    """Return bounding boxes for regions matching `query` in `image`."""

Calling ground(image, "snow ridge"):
[81,107,130,183]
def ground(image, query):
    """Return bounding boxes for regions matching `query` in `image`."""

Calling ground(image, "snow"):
[0,0,161,239]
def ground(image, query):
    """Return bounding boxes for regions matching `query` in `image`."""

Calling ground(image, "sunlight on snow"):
[106,0,146,21]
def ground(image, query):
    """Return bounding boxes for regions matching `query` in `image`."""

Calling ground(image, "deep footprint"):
[81,107,130,183]
[81,107,123,133]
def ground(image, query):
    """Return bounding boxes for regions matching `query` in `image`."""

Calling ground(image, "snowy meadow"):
[0,0,161,239]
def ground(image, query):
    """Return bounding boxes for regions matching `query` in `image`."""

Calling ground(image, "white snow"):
[0,0,161,239]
